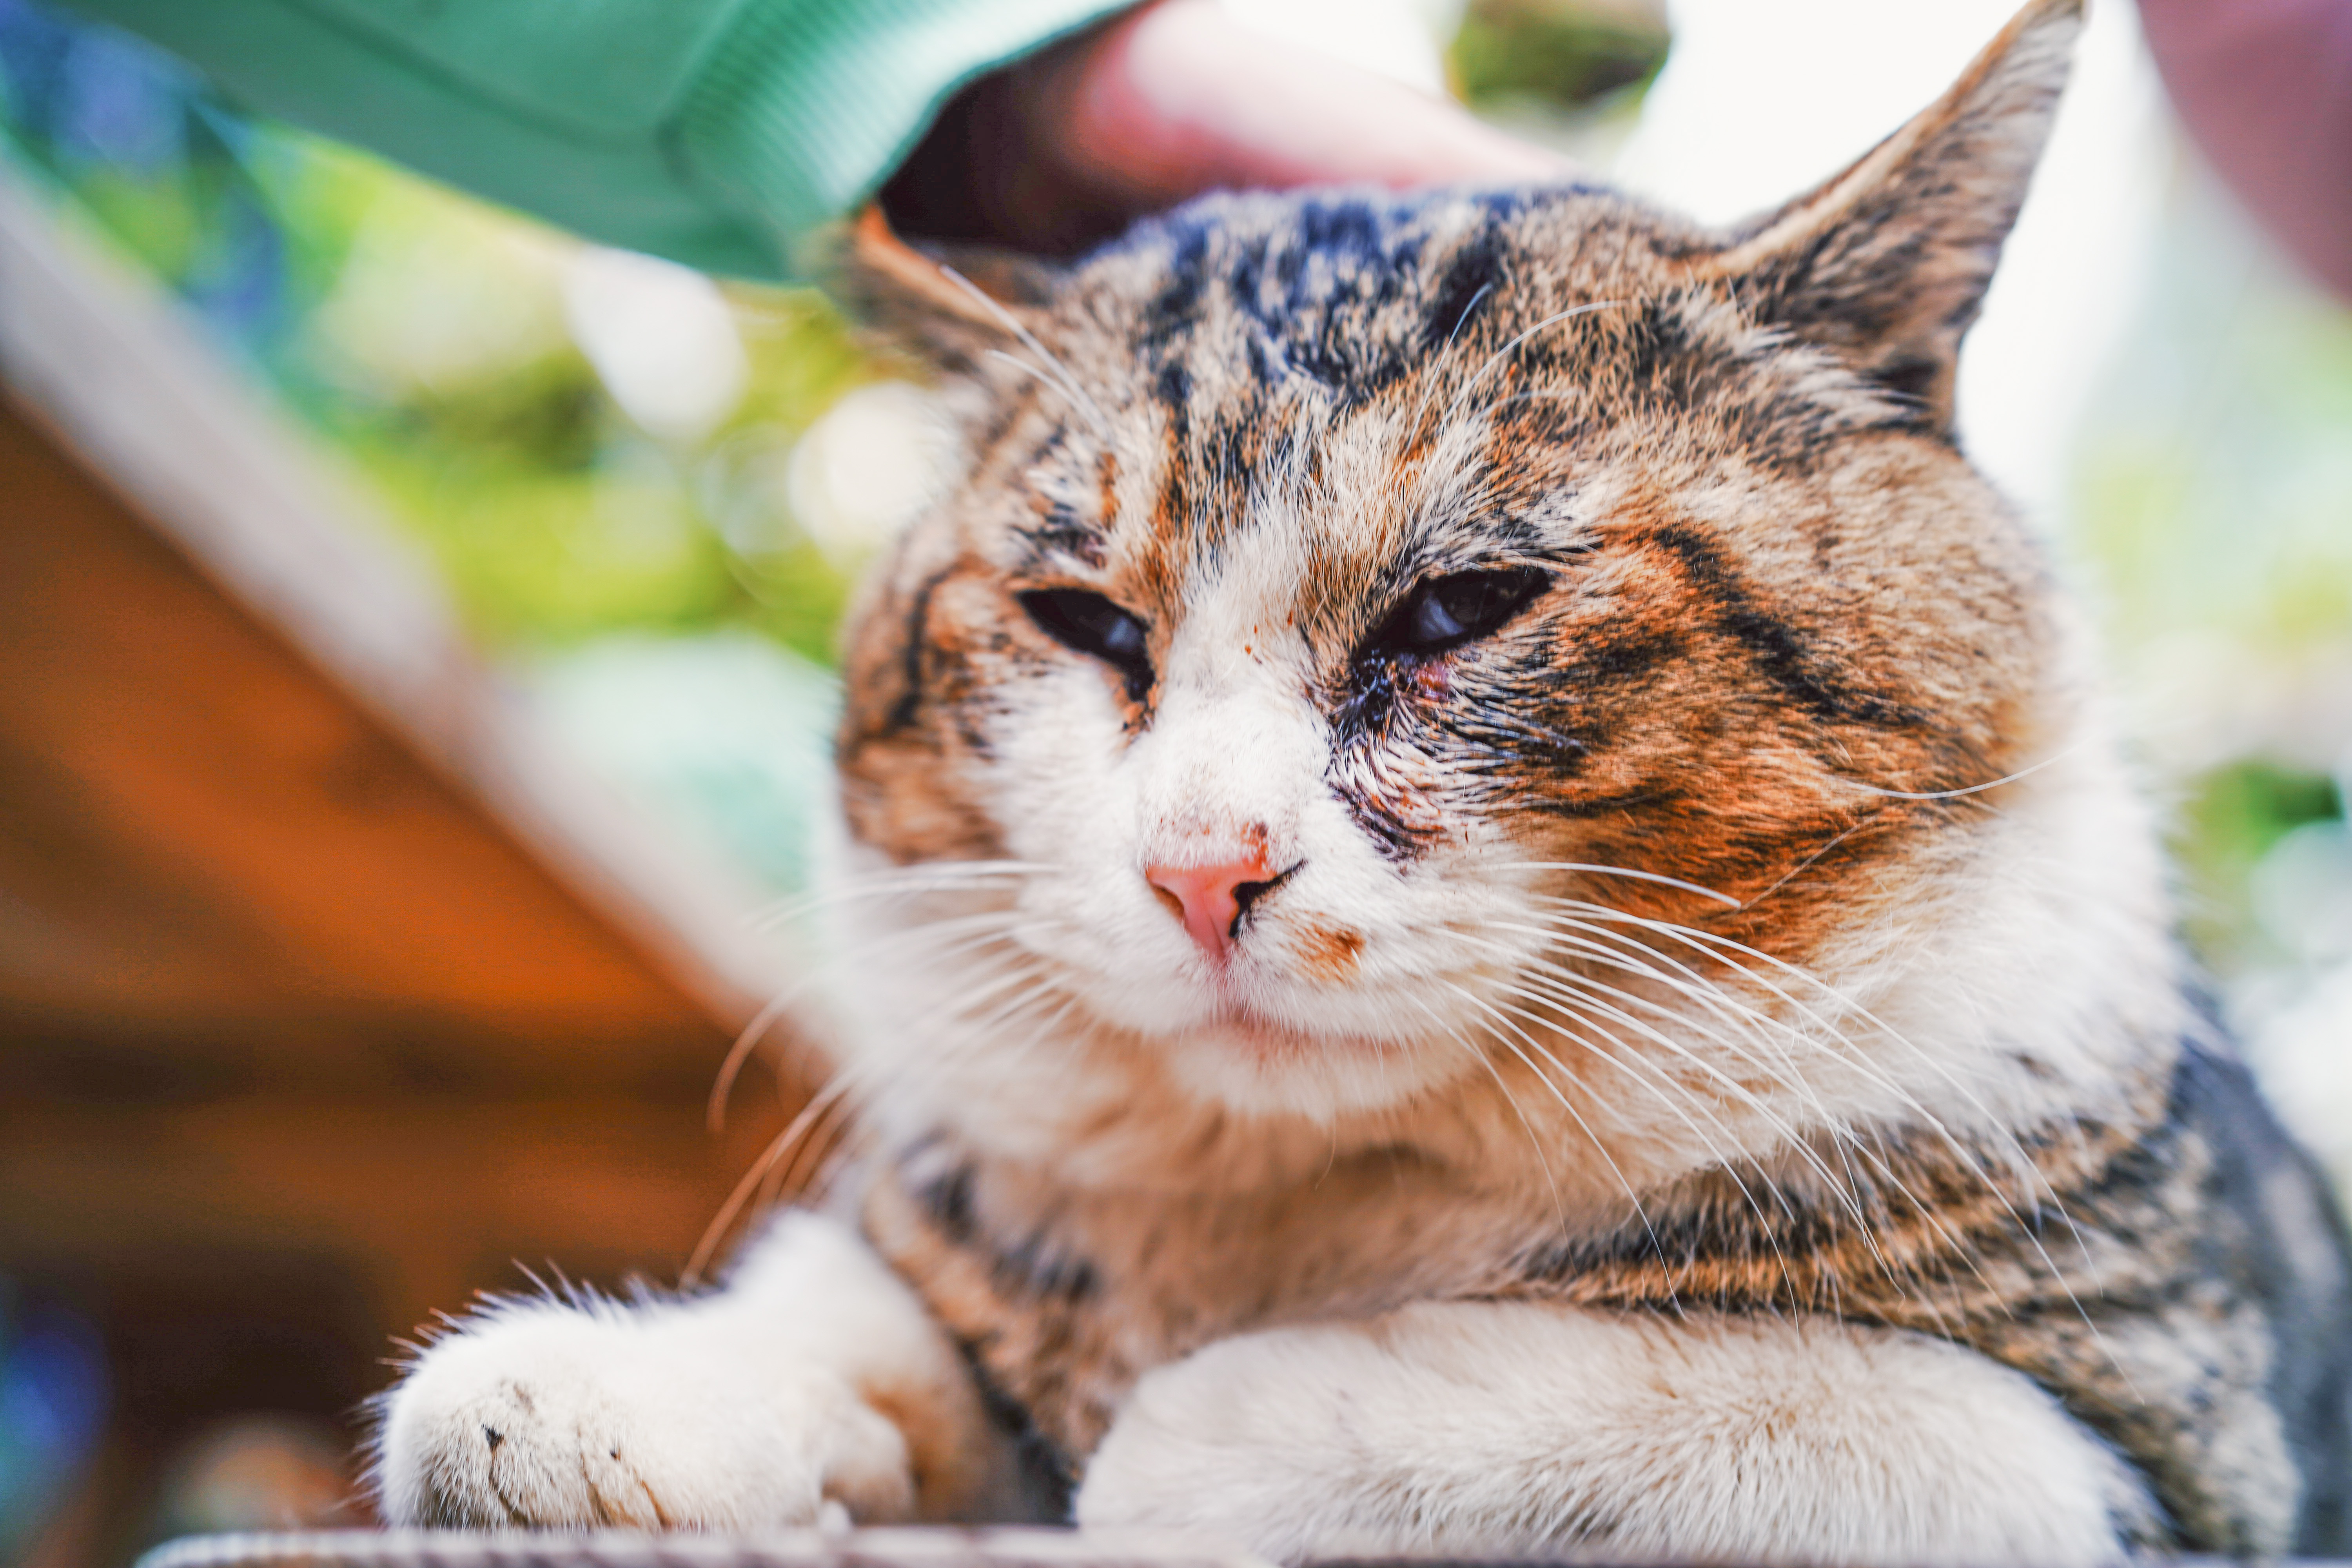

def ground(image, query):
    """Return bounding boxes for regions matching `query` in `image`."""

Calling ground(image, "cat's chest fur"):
[858,1134,1548,1465]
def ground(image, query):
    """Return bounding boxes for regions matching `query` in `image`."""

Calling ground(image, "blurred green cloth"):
[53,0,1128,279]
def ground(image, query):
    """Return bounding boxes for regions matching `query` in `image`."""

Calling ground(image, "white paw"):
[1077,1309,2143,1567]
[1075,1330,1396,1561]
[376,1298,916,1528]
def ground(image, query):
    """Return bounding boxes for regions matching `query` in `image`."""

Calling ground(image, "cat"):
[373,1,2352,1559]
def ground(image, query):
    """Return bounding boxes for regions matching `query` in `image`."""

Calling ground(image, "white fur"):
[1077,1299,2145,1566]
[376,1212,1009,1526]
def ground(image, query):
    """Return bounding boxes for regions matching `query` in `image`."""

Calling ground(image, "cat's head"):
[826,0,2112,1140]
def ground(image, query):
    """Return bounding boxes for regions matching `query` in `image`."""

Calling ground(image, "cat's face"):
[835,2,2078,1127]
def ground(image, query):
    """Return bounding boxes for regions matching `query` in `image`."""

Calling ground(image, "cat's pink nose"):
[1146,848,1274,963]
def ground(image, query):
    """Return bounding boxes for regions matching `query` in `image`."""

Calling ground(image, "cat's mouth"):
[1184,986,1411,1057]
[1147,931,1435,1051]
[1195,967,1321,1035]
[1146,982,1472,1119]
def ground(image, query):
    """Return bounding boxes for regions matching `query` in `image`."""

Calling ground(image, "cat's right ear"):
[841,206,1064,370]
[1693,0,2083,433]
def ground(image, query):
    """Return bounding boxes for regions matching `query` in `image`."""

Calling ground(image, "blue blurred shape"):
[55,20,189,171]
[0,0,74,137]
[0,1285,111,1559]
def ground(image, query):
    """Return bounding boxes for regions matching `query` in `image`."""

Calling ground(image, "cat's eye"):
[1018,588,1154,699]
[1375,567,1550,658]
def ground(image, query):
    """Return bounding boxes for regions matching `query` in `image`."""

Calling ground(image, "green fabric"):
[55,0,1131,280]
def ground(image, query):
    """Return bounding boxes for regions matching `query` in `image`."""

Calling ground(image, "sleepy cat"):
[373,1,2352,1558]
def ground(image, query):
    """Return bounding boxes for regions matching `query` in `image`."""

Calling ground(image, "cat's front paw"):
[376,1299,915,1528]
[1074,1330,1394,1561]
[1080,1308,2149,1568]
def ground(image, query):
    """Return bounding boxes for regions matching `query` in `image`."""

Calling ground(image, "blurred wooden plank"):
[134,1529,1277,1568]
[0,152,837,1091]
[0,160,807,1040]
[0,1082,802,1555]
[0,1093,800,1338]
[0,398,742,1093]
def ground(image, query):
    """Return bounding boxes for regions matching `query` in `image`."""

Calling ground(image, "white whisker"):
[1832,743,2086,801]
[1534,898,2117,1356]
[1495,862,1742,907]
[935,261,1114,439]
[1477,982,1802,1293]
[746,860,1048,931]
[1438,979,1662,1258]
[1404,990,1568,1232]
[710,910,1033,1131]
[1429,299,1627,443]
[1405,279,1498,438]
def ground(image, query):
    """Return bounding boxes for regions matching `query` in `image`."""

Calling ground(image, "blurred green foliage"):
[2075,297,2352,658]
[2178,762,2345,967]
[1448,0,1668,112]
[2067,204,2352,973]
[0,0,877,665]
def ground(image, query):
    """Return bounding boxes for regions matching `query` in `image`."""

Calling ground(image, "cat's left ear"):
[840,205,1065,370]
[1697,0,2083,432]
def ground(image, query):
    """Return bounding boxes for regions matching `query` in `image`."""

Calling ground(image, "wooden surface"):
[0,164,800,1030]
[0,368,804,1558]
[0,328,804,1321]
[0,401,747,1093]
[134,1531,1276,1568]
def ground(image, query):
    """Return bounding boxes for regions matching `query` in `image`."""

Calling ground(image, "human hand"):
[880,0,1571,253]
